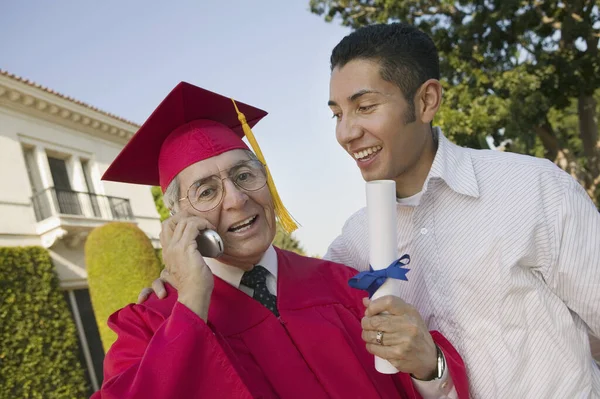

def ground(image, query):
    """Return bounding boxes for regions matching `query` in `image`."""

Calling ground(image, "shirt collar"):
[425,127,480,198]
[203,245,278,289]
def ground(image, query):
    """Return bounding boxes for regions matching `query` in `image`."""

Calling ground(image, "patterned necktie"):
[240,265,279,317]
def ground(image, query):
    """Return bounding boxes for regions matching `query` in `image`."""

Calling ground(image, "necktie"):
[240,265,279,317]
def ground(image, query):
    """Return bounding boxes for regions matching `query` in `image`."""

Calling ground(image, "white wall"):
[0,234,41,247]
[0,116,39,236]
[0,108,161,243]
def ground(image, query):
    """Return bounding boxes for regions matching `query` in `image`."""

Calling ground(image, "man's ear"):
[416,79,442,124]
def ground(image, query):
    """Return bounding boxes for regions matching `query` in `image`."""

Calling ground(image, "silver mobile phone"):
[196,229,224,258]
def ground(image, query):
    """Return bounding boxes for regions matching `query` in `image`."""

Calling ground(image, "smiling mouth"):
[353,145,382,161]
[228,215,258,233]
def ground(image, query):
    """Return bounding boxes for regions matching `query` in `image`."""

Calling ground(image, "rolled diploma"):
[366,180,400,374]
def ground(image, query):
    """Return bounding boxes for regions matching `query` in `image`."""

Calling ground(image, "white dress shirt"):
[204,245,455,398]
[325,127,600,398]
[204,245,279,297]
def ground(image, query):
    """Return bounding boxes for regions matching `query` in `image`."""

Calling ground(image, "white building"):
[0,70,162,391]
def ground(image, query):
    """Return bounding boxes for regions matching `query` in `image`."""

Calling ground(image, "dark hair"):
[330,23,439,122]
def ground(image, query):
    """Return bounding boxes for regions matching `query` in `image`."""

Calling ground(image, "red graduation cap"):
[102,81,298,233]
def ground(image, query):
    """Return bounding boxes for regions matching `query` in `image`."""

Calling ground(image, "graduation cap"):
[102,81,298,233]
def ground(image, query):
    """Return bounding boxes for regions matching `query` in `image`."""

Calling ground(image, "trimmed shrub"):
[0,246,89,399]
[85,222,161,351]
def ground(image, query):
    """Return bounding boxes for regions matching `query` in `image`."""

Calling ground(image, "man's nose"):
[221,179,248,210]
[337,115,364,146]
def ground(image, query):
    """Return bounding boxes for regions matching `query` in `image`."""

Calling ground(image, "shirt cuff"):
[411,351,458,399]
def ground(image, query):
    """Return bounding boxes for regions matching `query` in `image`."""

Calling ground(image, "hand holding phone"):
[161,212,217,320]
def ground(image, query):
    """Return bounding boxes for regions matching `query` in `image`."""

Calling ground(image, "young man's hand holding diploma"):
[360,295,438,380]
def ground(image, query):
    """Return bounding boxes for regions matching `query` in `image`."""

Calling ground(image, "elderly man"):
[92,82,469,398]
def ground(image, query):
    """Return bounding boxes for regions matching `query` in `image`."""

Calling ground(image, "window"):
[80,160,95,194]
[48,156,82,215]
[22,146,41,194]
[22,146,51,220]
[19,139,133,222]
[81,159,101,217]
[63,288,105,394]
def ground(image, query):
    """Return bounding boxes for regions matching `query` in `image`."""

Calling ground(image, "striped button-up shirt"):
[324,128,600,398]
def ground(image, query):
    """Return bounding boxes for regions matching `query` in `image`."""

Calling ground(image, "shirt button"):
[420,228,428,235]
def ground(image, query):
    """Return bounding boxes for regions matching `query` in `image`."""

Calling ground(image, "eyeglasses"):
[177,159,268,212]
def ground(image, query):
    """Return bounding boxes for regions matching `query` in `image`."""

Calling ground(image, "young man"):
[94,82,469,398]
[325,23,600,397]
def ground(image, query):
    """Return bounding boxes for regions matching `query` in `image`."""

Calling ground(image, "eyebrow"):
[327,89,383,106]
[190,159,253,187]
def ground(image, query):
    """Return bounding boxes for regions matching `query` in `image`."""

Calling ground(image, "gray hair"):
[164,175,181,214]
[164,150,259,214]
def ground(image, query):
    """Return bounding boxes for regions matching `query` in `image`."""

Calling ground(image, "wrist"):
[178,289,212,321]
[411,345,444,381]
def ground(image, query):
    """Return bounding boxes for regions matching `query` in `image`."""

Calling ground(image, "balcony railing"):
[31,187,134,222]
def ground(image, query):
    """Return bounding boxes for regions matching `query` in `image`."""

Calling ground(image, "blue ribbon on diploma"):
[348,254,411,298]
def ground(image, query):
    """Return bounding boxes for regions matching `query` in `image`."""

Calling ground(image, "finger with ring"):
[376,330,384,345]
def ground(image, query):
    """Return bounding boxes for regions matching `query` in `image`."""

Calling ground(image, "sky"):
[0,0,369,256]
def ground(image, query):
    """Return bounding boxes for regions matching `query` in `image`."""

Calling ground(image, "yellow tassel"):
[231,99,299,234]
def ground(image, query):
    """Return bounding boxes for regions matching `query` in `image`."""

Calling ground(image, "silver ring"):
[376,330,384,345]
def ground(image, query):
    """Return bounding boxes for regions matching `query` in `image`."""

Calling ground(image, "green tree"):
[150,187,168,268]
[273,222,306,255]
[310,0,600,204]
[151,187,306,255]
[151,186,170,222]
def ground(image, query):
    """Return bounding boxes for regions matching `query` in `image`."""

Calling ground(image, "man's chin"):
[227,238,270,258]
[360,169,389,182]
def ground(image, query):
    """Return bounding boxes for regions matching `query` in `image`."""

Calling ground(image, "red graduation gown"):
[92,248,469,398]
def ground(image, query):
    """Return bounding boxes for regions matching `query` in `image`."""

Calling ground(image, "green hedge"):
[0,246,89,399]
[155,248,165,270]
[86,222,161,351]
